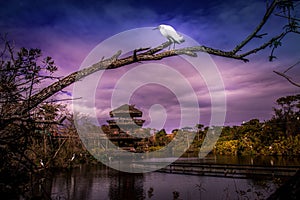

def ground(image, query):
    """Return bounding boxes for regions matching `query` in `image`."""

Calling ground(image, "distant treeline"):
[186,94,300,156]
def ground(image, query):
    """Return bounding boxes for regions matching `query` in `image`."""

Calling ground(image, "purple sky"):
[1,0,300,132]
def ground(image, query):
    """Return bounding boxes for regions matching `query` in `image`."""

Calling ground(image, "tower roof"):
[109,104,143,118]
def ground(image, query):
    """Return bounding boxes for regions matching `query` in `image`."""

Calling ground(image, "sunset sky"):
[1,0,300,132]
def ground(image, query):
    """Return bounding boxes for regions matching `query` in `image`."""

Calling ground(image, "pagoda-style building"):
[106,104,146,151]
[107,104,145,135]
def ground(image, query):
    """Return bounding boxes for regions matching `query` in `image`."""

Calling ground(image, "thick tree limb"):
[5,34,291,120]
[10,43,250,120]
[17,50,122,115]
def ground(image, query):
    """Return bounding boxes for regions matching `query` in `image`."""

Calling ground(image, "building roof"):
[109,104,143,118]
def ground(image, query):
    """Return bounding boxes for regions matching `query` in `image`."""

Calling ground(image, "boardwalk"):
[133,161,300,178]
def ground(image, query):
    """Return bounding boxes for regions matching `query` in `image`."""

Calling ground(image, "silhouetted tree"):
[272,94,300,136]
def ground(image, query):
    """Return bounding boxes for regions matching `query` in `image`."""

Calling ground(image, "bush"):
[215,140,238,155]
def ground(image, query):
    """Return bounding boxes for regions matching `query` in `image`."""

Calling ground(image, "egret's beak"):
[153,27,159,30]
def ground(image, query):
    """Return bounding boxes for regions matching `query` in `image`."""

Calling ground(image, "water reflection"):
[51,163,280,200]
[108,172,144,200]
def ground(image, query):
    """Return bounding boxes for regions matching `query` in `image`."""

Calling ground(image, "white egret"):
[40,159,44,167]
[153,24,185,49]
[70,153,75,161]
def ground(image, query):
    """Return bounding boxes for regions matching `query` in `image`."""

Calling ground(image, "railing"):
[132,161,300,178]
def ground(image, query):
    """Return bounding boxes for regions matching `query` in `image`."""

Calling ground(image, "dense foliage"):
[0,42,91,198]
[187,94,300,156]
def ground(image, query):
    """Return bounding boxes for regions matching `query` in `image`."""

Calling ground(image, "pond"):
[50,164,279,200]
[49,155,299,200]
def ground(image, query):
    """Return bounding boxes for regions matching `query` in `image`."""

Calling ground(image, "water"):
[51,165,279,200]
[48,155,299,200]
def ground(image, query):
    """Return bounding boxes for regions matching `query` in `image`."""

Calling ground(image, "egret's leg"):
[168,38,172,50]
[173,43,175,49]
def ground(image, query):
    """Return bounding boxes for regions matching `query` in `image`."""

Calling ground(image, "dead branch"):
[239,32,287,59]
[46,139,67,167]
[283,60,300,73]
[273,70,300,87]
[232,0,278,54]
[44,97,82,103]
[275,13,300,22]
[273,59,300,87]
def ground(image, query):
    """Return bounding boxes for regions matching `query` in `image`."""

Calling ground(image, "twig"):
[254,33,268,38]
[142,41,172,55]
[44,97,82,103]
[283,60,300,73]
[232,0,279,54]
[238,32,286,59]
[273,70,300,87]
[274,13,300,22]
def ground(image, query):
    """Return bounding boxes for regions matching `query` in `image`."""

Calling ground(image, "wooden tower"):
[107,104,145,135]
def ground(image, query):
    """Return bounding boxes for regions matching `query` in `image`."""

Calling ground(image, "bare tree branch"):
[9,42,250,121]
[273,59,300,87]
[46,139,67,167]
[240,32,287,60]
[274,70,300,87]
[283,60,300,73]
[275,13,300,22]
[232,0,278,54]
[44,97,82,103]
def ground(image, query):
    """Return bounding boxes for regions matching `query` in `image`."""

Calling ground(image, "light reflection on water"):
[51,163,280,200]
